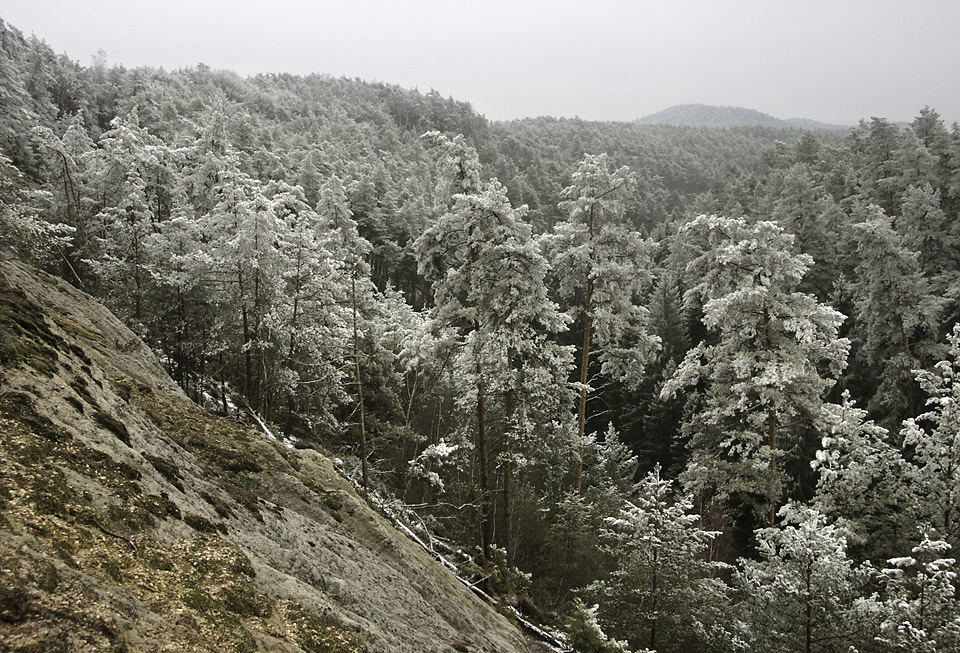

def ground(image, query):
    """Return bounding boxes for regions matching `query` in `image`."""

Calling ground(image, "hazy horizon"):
[4,0,959,126]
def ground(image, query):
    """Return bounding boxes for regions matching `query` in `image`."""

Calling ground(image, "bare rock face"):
[0,260,530,652]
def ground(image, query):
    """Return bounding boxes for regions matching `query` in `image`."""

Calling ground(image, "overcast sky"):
[3,0,959,126]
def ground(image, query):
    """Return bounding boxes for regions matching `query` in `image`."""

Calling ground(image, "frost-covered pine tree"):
[317,174,377,487]
[589,465,732,652]
[147,204,218,399]
[662,215,849,525]
[878,533,960,652]
[897,183,959,288]
[737,505,879,653]
[541,153,659,493]
[84,109,174,332]
[0,152,73,264]
[901,324,960,549]
[813,391,915,561]
[586,423,640,504]
[850,203,941,423]
[31,111,94,251]
[415,132,573,559]
[764,162,845,300]
[268,179,350,435]
[844,117,904,215]
[201,162,287,412]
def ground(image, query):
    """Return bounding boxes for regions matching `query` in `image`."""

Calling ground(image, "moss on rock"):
[0,276,64,378]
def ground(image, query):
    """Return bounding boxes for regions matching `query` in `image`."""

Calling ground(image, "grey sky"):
[3,0,959,126]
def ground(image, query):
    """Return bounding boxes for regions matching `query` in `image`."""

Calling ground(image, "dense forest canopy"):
[3,16,960,652]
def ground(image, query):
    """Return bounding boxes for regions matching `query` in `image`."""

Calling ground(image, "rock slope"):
[0,258,530,652]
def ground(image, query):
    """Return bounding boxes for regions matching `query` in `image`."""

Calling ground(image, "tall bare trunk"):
[353,277,369,488]
[804,566,813,653]
[473,324,493,554]
[575,203,597,494]
[763,306,778,525]
[900,320,918,416]
[504,349,517,566]
[767,405,778,525]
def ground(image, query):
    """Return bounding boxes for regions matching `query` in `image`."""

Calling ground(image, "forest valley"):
[2,17,960,653]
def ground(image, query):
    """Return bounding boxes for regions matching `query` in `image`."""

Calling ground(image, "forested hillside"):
[635,103,849,131]
[2,16,960,652]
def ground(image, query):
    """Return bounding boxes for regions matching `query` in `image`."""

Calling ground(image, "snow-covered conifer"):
[737,505,879,652]
[878,533,960,651]
[542,153,659,492]
[662,215,849,524]
[589,465,731,652]
[901,324,960,548]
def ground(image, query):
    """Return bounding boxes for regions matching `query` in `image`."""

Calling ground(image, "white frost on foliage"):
[408,439,461,492]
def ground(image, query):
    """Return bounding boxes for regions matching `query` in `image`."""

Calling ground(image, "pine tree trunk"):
[219,352,230,416]
[504,351,517,566]
[649,551,659,650]
[576,202,598,494]
[241,303,252,398]
[237,258,252,401]
[504,435,514,566]
[53,146,84,243]
[804,564,813,653]
[252,232,265,413]
[763,306,779,525]
[767,404,778,526]
[131,219,143,326]
[899,320,917,416]
[474,337,493,555]
[575,275,593,494]
[284,256,302,435]
[353,277,369,489]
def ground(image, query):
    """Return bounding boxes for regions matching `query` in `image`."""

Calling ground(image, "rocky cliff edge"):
[0,259,532,652]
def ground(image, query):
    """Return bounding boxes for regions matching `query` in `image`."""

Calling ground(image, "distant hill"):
[783,116,852,131]
[637,104,849,131]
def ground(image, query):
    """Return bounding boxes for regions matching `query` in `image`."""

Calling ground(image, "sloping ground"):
[0,259,530,652]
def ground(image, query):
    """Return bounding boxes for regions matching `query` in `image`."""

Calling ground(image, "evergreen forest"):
[2,17,960,652]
